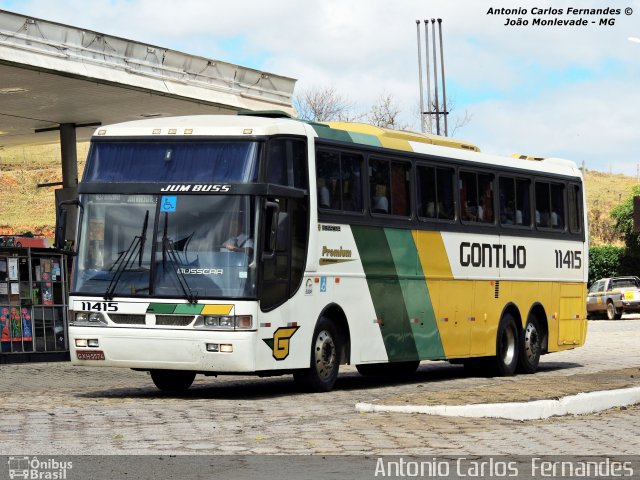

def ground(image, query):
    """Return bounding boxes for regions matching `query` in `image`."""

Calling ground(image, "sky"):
[0,0,639,175]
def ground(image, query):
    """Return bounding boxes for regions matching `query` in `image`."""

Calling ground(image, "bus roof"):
[92,114,582,179]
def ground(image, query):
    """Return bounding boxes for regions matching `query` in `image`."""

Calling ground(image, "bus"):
[64,112,587,392]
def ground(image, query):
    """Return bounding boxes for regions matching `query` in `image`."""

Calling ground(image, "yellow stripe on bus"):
[201,304,234,315]
[412,230,453,279]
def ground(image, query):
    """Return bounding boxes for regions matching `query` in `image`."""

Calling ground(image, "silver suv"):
[587,276,640,320]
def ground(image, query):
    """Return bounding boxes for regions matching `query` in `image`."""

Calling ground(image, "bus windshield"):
[83,141,260,183]
[73,194,257,299]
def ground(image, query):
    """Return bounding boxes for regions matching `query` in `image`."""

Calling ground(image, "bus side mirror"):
[54,208,67,250]
[55,199,81,252]
[262,201,280,260]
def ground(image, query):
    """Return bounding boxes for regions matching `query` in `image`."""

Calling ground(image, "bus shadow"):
[75,360,584,401]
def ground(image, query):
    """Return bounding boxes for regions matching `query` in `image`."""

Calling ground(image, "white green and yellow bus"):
[65,112,587,392]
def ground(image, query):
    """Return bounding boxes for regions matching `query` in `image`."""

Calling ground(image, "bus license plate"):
[76,350,105,360]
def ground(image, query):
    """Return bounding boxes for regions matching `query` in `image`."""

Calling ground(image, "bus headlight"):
[195,315,253,331]
[72,311,108,326]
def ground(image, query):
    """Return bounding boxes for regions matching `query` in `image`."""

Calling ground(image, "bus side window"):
[417,165,454,220]
[499,177,531,226]
[478,173,494,223]
[436,167,455,220]
[550,183,565,230]
[568,184,582,233]
[516,178,531,226]
[341,152,363,212]
[369,158,410,216]
[316,150,340,210]
[535,182,551,228]
[268,139,308,189]
[369,158,390,214]
[390,161,410,216]
[417,166,437,218]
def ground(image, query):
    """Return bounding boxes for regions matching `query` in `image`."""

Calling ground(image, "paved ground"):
[1,319,640,456]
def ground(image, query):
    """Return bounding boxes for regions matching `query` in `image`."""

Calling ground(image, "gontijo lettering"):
[460,242,526,269]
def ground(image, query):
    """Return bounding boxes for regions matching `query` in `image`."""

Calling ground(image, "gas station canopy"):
[0,9,297,149]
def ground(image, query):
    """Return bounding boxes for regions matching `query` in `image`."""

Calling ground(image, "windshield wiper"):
[104,210,149,300]
[161,212,198,304]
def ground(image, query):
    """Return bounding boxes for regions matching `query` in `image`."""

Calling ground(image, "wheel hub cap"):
[314,330,336,381]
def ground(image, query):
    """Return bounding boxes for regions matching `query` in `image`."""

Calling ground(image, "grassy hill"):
[0,143,636,244]
[0,143,88,236]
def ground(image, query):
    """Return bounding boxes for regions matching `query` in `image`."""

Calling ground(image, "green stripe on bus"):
[352,225,418,362]
[311,124,354,143]
[174,304,205,314]
[346,132,382,147]
[147,303,176,314]
[383,229,445,359]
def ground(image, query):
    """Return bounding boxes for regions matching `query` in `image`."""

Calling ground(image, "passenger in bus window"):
[515,209,523,225]
[477,198,485,222]
[501,201,515,225]
[372,185,389,213]
[438,201,453,219]
[318,177,331,208]
[222,218,254,255]
[551,210,563,229]
[425,201,436,218]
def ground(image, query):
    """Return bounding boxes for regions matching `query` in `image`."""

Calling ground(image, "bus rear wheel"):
[491,313,519,376]
[293,317,340,392]
[150,370,196,392]
[517,316,542,374]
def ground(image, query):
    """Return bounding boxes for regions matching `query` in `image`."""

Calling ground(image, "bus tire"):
[491,313,518,376]
[517,316,542,374]
[293,317,340,392]
[150,370,196,392]
[356,361,420,377]
[606,301,622,320]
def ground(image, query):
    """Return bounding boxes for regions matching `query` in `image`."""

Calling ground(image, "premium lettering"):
[321,246,352,258]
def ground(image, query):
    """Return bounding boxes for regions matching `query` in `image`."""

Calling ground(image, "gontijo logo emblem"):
[263,326,299,360]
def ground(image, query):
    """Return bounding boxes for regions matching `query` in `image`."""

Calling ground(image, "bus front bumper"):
[70,326,257,372]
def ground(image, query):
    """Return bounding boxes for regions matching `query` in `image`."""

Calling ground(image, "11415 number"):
[554,250,582,269]
[79,302,119,312]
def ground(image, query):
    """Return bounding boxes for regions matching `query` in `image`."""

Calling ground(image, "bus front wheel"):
[492,313,519,376]
[150,370,196,392]
[293,317,340,392]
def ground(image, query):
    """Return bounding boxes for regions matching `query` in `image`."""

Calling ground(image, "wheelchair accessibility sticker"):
[160,196,177,212]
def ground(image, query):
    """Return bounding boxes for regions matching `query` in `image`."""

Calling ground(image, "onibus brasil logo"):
[8,457,73,479]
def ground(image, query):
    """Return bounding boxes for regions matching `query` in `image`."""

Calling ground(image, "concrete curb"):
[355,387,640,420]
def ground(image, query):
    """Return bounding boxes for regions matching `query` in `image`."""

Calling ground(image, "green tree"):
[610,185,640,276]
[611,185,640,250]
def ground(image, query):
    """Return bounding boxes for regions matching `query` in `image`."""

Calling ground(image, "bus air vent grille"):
[155,315,195,326]
[494,281,500,299]
[109,314,146,325]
